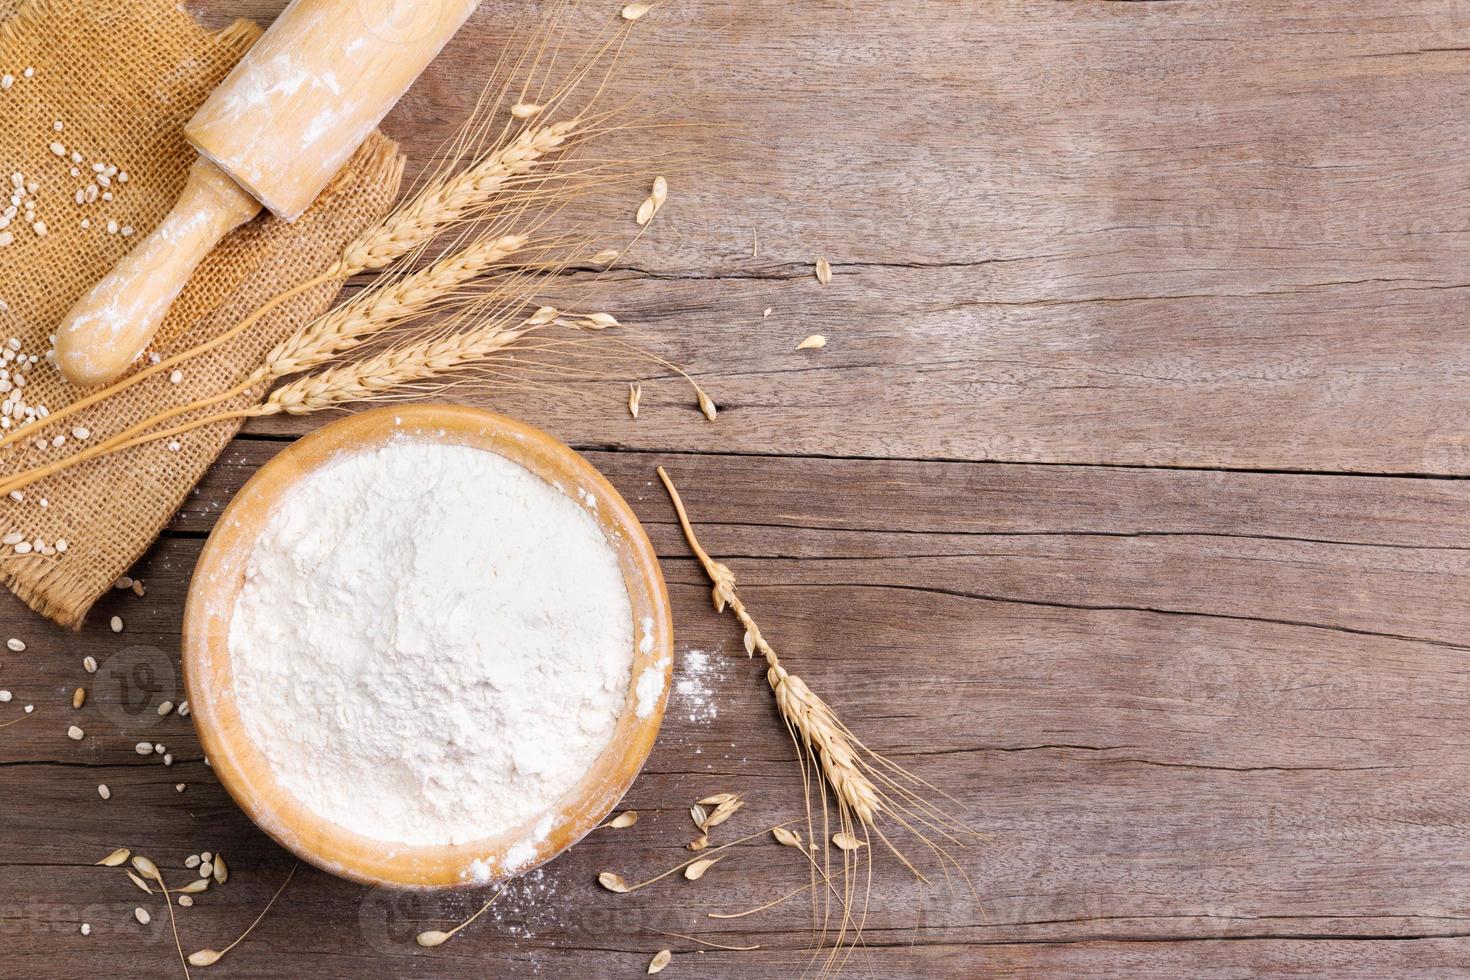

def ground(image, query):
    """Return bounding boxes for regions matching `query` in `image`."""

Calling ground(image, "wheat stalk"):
[0,233,540,495]
[0,308,566,498]
[657,467,882,825]
[655,467,979,968]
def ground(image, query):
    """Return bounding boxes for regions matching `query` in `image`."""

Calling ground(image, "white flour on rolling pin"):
[228,439,634,847]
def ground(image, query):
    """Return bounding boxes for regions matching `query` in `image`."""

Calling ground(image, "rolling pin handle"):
[53,157,263,388]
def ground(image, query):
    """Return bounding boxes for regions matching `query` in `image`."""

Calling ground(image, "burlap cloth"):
[0,0,404,626]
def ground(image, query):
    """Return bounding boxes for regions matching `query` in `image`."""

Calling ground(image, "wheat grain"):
[414,885,506,949]
[684,857,721,880]
[187,863,297,968]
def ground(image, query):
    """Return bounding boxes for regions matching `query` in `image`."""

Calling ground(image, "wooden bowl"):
[182,405,673,889]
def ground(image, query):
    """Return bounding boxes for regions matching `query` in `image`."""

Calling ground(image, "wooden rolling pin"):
[53,0,480,388]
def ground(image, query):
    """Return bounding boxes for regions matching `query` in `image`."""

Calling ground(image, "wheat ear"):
[656,469,978,879]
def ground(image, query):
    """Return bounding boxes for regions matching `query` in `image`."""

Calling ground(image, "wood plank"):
[12,0,1470,974]
[193,0,1470,472]
[7,452,1470,976]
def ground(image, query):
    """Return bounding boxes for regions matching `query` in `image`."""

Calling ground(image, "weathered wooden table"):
[7,1,1470,976]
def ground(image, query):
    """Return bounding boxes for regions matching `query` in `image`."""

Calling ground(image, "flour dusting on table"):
[229,439,634,847]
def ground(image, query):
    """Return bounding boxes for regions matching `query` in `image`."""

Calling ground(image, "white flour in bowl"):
[227,439,634,848]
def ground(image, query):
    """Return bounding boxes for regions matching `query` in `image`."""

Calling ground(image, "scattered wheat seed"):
[1,532,19,545]
[80,923,90,936]
[687,835,709,851]
[134,907,150,925]
[690,804,708,829]
[83,655,97,673]
[188,951,221,967]
[815,256,832,284]
[697,793,737,807]
[703,799,744,831]
[179,878,209,894]
[157,700,173,716]
[98,847,130,866]
[71,426,88,440]
[591,248,619,264]
[132,579,145,597]
[175,783,186,793]
[583,312,619,329]
[55,538,67,553]
[67,725,83,740]
[694,385,717,421]
[606,810,638,829]
[71,686,85,709]
[796,334,827,350]
[628,383,641,419]
[831,832,864,851]
[213,854,228,884]
[6,637,23,651]
[168,369,182,384]
[97,784,110,800]
[135,741,153,755]
[178,895,194,907]
[598,871,630,893]
[647,949,672,974]
[622,2,652,20]
[199,861,213,879]
[185,855,201,869]
[0,691,11,702]
[510,102,544,119]
[110,615,123,632]
[651,175,668,209]
[684,856,722,881]
[636,196,655,226]
[114,576,132,590]
[12,542,28,554]
[413,883,505,949]
[762,307,773,319]
[178,700,190,718]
